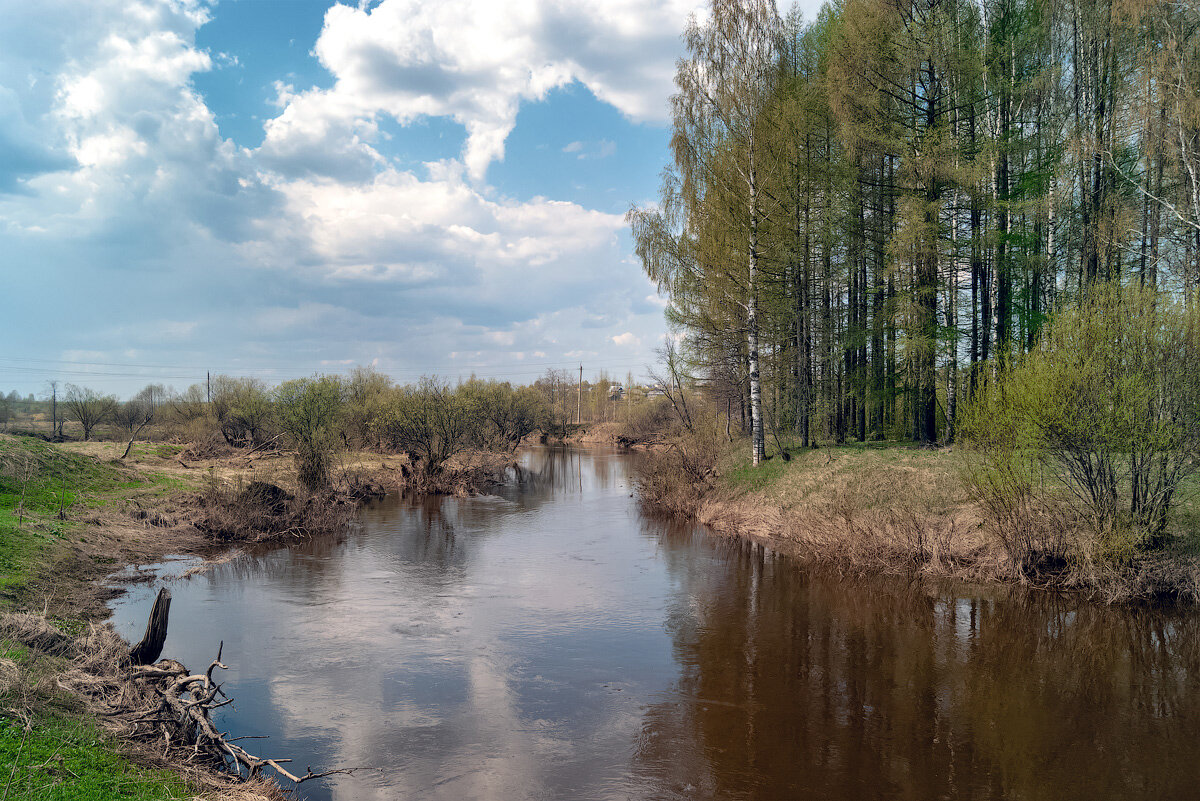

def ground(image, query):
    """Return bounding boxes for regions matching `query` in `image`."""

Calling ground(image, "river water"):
[109,447,1200,800]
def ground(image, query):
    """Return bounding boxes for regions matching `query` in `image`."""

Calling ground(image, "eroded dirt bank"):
[636,441,1200,604]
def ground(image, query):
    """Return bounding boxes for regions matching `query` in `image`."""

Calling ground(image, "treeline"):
[4,370,588,490]
[631,0,1200,462]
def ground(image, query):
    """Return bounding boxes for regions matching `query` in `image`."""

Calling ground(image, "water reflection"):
[108,448,1200,801]
[633,528,1200,800]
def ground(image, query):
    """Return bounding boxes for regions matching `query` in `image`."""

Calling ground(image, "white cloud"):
[0,0,676,394]
[562,139,616,160]
[0,0,276,246]
[611,332,639,347]
[261,0,704,181]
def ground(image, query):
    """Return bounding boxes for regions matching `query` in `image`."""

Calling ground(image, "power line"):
[0,354,649,376]
[0,358,653,390]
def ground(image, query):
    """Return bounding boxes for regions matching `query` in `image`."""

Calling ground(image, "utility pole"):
[206,371,211,404]
[576,363,583,425]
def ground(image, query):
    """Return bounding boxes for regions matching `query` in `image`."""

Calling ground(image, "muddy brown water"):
[109,447,1200,800]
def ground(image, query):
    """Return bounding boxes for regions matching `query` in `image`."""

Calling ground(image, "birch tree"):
[632,0,781,465]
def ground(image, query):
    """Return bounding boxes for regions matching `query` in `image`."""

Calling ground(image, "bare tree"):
[63,384,117,441]
[648,338,695,432]
[380,378,473,475]
[115,388,159,459]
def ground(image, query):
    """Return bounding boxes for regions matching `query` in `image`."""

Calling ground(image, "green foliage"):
[274,376,345,493]
[629,0,1200,459]
[963,283,1200,569]
[219,378,275,447]
[459,380,550,452]
[343,367,393,449]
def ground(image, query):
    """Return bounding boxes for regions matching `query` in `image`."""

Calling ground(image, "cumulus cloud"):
[262,0,703,181]
[0,0,684,393]
[0,0,278,247]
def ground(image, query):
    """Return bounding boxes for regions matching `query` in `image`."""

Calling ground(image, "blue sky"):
[0,0,819,397]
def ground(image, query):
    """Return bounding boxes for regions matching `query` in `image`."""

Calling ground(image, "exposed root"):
[1,611,359,799]
[125,644,359,786]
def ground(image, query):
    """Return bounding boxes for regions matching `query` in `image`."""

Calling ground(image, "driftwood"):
[128,644,355,784]
[119,419,153,460]
[118,591,358,787]
[129,588,171,666]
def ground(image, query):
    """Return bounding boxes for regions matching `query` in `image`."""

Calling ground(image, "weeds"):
[0,613,283,801]
[194,477,353,544]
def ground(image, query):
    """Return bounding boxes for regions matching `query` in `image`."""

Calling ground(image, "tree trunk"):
[748,138,765,466]
[129,587,172,666]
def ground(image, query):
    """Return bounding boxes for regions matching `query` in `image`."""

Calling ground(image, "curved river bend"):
[110,447,1200,800]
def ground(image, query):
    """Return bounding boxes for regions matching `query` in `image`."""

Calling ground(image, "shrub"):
[378,378,473,474]
[962,283,1200,571]
[274,376,345,493]
[634,405,725,514]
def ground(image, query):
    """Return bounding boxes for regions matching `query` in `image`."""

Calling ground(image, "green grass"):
[1,622,196,801]
[0,435,188,604]
[0,715,194,801]
[0,438,95,600]
[722,455,794,494]
[720,439,942,497]
[0,436,217,799]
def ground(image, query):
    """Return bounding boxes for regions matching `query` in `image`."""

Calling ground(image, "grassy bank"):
[637,432,1200,603]
[0,436,214,799]
[0,435,192,616]
[0,713,194,801]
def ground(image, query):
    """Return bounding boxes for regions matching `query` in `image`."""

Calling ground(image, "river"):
[109,447,1200,800]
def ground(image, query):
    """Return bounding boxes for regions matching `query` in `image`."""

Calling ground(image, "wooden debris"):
[128,588,171,666]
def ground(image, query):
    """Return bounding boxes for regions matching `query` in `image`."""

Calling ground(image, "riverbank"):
[0,432,515,799]
[638,438,1200,603]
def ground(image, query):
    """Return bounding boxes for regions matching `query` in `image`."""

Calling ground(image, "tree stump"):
[129,587,171,665]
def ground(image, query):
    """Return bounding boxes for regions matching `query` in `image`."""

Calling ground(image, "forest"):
[630,0,1200,463]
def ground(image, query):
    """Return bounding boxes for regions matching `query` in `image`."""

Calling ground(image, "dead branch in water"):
[0,604,363,794]
[128,641,361,785]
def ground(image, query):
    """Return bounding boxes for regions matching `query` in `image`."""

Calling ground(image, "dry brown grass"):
[692,448,1003,581]
[645,441,1200,601]
[0,612,288,800]
[641,443,1012,583]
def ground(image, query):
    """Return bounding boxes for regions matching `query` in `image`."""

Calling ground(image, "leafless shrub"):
[635,408,724,514]
[195,479,353,544]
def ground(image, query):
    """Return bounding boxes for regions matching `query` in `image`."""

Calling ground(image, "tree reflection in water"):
[634,519,1200,800]
[108,448,1200,801]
